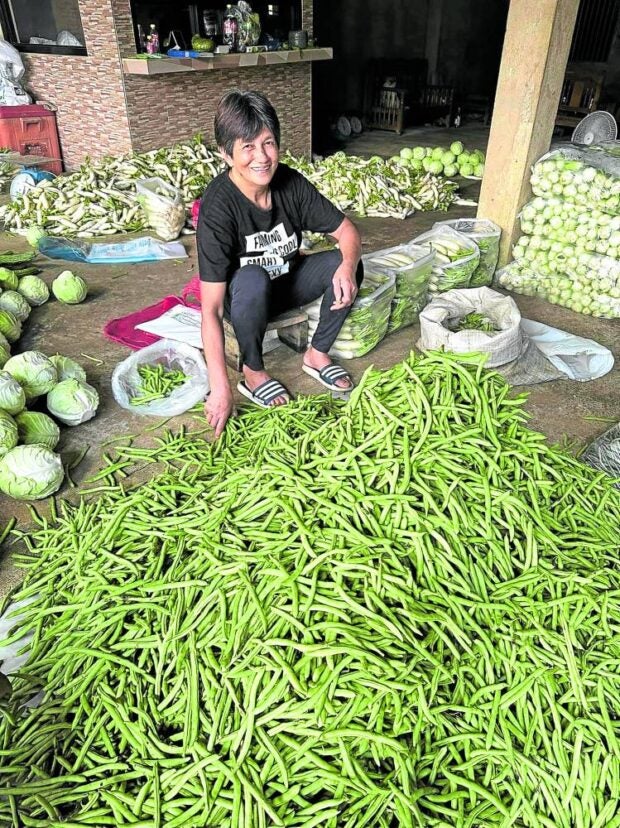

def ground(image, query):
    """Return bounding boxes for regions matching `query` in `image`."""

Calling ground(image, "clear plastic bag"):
[531,142,620,215]
[364,243,434,333]
[433,218,500,287]
[412,227,480,294]
[305,271,396,359]
[135,178,186,241]
[111,339,209,417]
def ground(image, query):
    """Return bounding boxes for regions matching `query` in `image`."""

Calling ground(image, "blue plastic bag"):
[38,236,188,264]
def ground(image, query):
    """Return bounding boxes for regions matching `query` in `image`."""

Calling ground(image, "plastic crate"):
[0,105,62,174]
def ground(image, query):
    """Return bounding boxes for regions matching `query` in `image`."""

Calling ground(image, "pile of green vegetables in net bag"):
[0,351,619,827]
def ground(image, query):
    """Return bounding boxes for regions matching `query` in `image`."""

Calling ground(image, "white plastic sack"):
[418,287,523,367]
[0,39,30,105]
[111,339,209,417]
[135,178,186,241]
[520,318,614,381]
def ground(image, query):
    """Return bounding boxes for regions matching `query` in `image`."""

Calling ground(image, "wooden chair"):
[556,67,605,128]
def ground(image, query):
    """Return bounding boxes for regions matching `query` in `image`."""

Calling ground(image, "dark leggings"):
[226,249,364,371]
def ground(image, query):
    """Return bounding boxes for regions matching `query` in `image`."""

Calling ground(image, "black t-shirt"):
[197,163,344,283]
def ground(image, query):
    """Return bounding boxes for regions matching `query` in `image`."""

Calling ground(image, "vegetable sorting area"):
[0,124,619,826]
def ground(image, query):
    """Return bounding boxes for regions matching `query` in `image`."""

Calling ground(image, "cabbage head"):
[0,268,18,291]
[49,354,86,383]
[0,410,17,457]
[0,370,26,415]
[47,378,98,426]
[52,271,88,304]
[0,444,63,500]
[18,275,50,307]
[4,351,57,401]
[0,290,31,322]
[0,308,21,343]
[15,411,60,450]
[0,333,9,369]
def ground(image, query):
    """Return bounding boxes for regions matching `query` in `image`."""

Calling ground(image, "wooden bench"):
[223,308,309,371]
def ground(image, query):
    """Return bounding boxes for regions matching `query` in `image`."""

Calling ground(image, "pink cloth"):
[103,276,202,350]
[103,295,184,350]
[181,275,202,308]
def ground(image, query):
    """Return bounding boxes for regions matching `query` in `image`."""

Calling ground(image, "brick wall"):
[21,0,315,167]
[22,0,132,170]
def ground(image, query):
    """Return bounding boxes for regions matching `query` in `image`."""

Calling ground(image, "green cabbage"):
[51,271,88,304]
[0,267,18,291]
[0,444,64,500]
[4,351,57,401]
[18,275,50,307]
[0,370,26,415]
[15,411,60,450]
[47,378,98,426]
[49,354,87,383]
[0,308,21,343]
[0,289,31,322]
[0,332,9,368]
[0,409,17,457]
[26,226,46,250]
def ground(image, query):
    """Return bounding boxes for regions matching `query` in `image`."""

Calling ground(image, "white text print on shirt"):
[240,222,299,279]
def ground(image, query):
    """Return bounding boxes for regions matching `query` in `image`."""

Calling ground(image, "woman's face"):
[225,127,279,190]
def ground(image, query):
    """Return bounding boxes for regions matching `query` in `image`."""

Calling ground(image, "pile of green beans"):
[1,351,619,827]
[129,363,188,406]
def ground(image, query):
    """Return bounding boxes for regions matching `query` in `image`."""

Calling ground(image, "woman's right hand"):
[205,385,235,438]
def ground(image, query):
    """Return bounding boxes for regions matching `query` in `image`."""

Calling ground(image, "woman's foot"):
[303,347,353,390]
[241,367,290,406]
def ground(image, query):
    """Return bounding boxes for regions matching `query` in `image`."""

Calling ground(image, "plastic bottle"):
[147,23,160,54]
[137,24,147,52]
[222,5,238,50]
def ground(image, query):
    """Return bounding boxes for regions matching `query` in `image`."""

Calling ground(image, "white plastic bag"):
[582,423,620,487]
[520,318,614,381]
[418,287,524,367]
[0,39,30,105]
[111,339,209,417]
[135,178,186,241]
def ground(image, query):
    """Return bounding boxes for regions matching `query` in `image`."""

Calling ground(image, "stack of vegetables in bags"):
[364,243,435,333]
[498,143,620,317]
[305,270,396,359]
[0,249,99,501]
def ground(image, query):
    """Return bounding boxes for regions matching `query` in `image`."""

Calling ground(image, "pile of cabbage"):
[0,352,99,500]
[394,141,486,178]
[501,145,620,318]
[0,253,96,500]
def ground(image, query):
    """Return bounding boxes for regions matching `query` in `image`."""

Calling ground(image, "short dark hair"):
[214,90,281,157]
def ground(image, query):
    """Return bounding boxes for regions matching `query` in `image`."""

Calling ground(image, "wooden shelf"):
[123,48,333,76]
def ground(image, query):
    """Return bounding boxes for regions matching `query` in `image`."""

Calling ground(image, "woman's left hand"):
[331,268,358,310]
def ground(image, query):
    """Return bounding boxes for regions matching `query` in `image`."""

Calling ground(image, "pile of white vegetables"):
[284,151,457,219]
[0,251,97,500]
[499,146,620,317]
[0,138,224,238]
[0,139,460,240]
[392,141,486,178]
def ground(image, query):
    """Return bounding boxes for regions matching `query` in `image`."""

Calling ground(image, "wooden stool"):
[223,308,309,371]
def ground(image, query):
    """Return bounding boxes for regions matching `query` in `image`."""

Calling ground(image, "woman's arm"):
[200,280,234,438]
[329,217,362,309]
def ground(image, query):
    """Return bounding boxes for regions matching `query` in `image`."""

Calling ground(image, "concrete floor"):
[0,124,618,599]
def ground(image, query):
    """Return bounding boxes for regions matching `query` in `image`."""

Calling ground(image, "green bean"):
[1,351,619,824]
